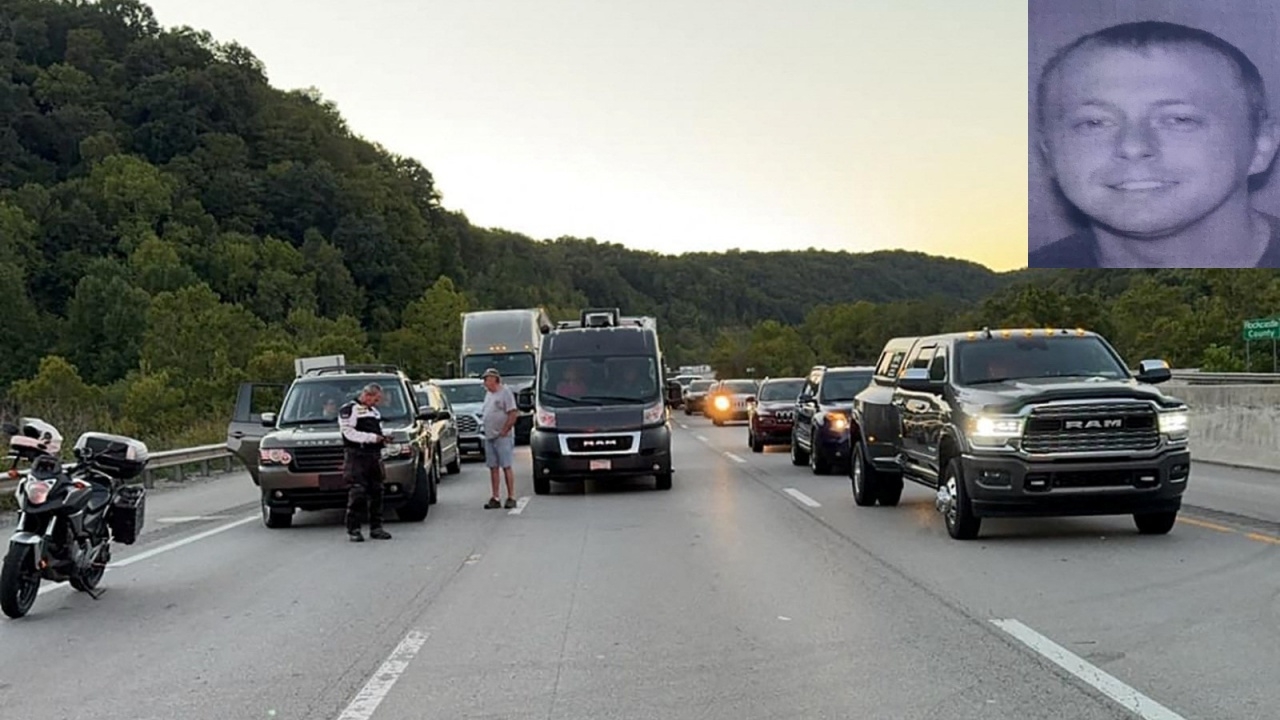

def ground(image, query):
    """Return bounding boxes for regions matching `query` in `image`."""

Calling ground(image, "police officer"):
[338,383,394,542]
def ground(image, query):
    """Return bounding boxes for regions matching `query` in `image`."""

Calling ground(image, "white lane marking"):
[695,435,709,443]
[725,452,746,463]
[157,515,232,523]
[783,488,822,508]
[34,515,258,596]
[991,619,1186,720]
[507,496,530,515]
[335,629,431,720]
[113,515,258,568]
[678,423,688,429]
[463,554,482,566]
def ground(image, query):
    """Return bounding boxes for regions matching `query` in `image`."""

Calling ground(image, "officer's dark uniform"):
[338,397,392,541]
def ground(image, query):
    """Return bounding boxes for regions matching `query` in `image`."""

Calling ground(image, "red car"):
[747,377,807,452]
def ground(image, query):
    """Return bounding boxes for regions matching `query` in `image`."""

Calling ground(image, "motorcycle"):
[0,418,149,619]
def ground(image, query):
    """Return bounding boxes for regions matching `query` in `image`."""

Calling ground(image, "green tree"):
[380,275,470,379]
[63,258,152,385]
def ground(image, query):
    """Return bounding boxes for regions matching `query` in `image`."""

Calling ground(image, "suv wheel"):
[1134,511,1177,535]
[398,460,432,522]
[790,431,809,466]
[261,491,293,529]
[809,427,832,475]
[851,442,878,506]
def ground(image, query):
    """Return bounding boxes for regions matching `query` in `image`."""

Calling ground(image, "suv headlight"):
[969,415,1023,447]
[1158,409,1189,439]
[825,412,849,432]
[259,448,292,465]
[381,443,412,459]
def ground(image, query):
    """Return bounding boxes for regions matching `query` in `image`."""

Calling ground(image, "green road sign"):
[1243,317,1280,341]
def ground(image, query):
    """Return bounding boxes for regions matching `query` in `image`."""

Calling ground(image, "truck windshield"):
[718,380,759,394]
[759,379,805,402]
[819,372,873,401]
[954,336,1129,386]
[462,353,535,378]
[278,379,411,426]
[437,383,487,405]
[539,356,659,407]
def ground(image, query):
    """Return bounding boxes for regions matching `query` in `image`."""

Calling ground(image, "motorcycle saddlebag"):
[108,485,146,545]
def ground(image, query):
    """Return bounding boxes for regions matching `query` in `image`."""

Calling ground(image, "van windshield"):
[539,356,659,407]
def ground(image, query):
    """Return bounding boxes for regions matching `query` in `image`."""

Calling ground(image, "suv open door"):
[227,382,287,484]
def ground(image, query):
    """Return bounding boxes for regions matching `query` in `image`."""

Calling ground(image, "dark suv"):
[790,365,875,474]
[851,329,1190,539]
[747,377,805,452]
[228,364,441,528]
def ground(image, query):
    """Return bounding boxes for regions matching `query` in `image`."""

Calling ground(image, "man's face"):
[364,391,382,406]
[1040,43,1275,237]
[483,376,499,392]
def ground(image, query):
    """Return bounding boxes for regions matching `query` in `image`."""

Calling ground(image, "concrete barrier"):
[1165,383,1280,472]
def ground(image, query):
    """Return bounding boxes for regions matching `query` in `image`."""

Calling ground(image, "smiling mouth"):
[1108,180,1178,191]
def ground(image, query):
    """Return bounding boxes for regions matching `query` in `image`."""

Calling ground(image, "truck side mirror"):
[260,412,277,428]
[1136,359,1172,385]
[517,387,534,412]
[898,368,943,393]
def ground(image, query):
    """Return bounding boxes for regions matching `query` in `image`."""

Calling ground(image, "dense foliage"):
[0,1,1273,452]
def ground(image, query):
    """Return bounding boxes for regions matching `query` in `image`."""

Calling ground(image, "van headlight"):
[643,402,666,424]
[1159,410,1189,439]
[969,415,1023,446]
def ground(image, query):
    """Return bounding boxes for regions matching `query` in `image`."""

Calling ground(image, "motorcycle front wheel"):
[0,544,40,618]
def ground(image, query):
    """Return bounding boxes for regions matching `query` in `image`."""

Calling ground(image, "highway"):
[1,417,1277,719]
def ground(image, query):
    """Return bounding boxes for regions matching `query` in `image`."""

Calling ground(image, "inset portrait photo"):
[1029,0,1280,268]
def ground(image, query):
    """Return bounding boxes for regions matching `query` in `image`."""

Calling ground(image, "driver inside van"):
[555,362,589,397]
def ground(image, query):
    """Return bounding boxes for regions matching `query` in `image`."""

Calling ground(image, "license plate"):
[589,459,611,471]
[319,473,346,490]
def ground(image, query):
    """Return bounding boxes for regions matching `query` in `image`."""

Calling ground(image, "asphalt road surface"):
[1,417,1276,719]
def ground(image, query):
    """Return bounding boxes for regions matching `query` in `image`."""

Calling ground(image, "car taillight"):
[26,481,51,505]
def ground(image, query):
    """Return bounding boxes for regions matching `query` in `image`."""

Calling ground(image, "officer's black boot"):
[348,529,365,542]
[369,527,392,540]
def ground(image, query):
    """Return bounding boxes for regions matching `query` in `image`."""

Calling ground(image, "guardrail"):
[0,443,236,495]
[1167,371,1280,385]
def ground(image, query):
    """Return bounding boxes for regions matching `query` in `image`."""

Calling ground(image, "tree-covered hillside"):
[0,0,1273,451]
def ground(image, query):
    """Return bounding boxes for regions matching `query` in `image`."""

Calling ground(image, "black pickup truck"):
[850,328,1191,540]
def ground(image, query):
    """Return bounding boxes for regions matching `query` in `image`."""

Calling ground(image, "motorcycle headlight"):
[713,396,730,411]
[1159,410,1189,439]
[969,415,1023,447]
[26,480,51,505]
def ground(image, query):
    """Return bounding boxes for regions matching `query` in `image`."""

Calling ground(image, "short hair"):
[361,383,383,396]
[1035,21,1269,135]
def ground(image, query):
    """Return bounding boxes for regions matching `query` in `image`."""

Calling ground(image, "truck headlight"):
[825,412,849,433]
[1158,410,1189,439]
[969,415,1023,446]
[536,408,556,429]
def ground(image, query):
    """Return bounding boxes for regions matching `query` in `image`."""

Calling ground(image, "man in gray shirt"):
[480,368,519,509]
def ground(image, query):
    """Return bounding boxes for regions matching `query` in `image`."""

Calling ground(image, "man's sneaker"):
[370,528,392,540]
[348,530,365,542]
[504,497,517,509]
[484,498,501,509]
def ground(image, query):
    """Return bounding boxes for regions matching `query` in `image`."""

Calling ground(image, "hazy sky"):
[140,0,1028,271]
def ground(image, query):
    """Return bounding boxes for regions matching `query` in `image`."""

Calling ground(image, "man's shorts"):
[482,434,515,469]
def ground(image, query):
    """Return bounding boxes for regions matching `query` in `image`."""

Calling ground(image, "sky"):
[138,0,1028,272]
